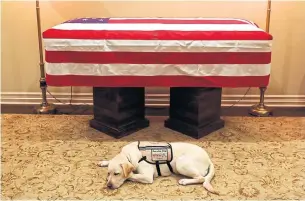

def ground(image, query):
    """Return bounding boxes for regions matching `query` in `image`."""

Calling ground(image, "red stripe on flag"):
[46,74,270,87]
[43,30,272,40]
[108,19,251,24]
[45,51,271,64]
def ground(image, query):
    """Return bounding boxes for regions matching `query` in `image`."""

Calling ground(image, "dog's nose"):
[107,183,113,189]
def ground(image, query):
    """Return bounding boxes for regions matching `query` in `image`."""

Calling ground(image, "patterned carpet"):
[1,114,305,200]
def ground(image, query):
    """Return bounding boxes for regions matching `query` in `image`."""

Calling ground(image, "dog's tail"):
[203,161,219,195]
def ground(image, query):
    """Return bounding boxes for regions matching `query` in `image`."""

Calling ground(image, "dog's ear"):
[120,162,135,178]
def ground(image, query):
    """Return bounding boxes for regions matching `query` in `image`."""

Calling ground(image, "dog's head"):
[106,153,135,189]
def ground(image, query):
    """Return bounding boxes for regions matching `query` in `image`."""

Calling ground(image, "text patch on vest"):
[138,141,173,164]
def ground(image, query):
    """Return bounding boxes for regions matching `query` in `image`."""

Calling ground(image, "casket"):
[42,17,272,88]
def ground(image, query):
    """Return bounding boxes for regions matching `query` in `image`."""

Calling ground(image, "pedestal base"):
[90,118,149,139]
[249,103,273,117]
[90,87,149,138]
[164,118,224,139]
[164,87,224,139]
[34,103,57,114]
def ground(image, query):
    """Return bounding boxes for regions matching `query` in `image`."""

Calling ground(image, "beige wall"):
[2,1,305,97]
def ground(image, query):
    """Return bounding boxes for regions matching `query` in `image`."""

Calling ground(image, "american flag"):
[43,17,272,87]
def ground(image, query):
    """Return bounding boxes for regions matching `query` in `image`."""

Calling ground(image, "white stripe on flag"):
[44,39,271,53]
[45,63,271,77]
[110,17,254,24]
[52,23,263,32]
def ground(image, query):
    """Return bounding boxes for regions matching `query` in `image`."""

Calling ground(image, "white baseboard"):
[1,92,305,107]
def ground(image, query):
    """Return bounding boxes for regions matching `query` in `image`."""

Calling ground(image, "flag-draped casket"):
[42,18,273,87]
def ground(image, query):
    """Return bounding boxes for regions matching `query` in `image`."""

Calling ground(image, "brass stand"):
[249,87,272,117]
[248,0,272,117]
[34,0,57,114]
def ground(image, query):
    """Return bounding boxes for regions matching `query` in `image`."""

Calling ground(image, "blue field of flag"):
[64,18,110,24]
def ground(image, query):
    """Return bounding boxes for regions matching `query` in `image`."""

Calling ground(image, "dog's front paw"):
[98,161,109,167]
[178,179,189,186]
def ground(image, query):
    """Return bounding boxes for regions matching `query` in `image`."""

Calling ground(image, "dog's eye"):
[114,173,120,176]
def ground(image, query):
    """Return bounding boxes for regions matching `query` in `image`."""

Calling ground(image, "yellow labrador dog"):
[98,141,218,194]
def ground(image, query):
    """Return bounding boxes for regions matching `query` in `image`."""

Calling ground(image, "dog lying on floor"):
[98,141,218,194]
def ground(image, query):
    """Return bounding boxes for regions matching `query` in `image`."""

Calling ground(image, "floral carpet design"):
[1,114,305,200]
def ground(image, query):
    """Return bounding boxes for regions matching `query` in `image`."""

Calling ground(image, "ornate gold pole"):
[248,0,272,117]
[34,0,57,114]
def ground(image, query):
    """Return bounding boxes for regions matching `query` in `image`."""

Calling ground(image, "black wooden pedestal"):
[164,87,224,139]
[89,87,149,138]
